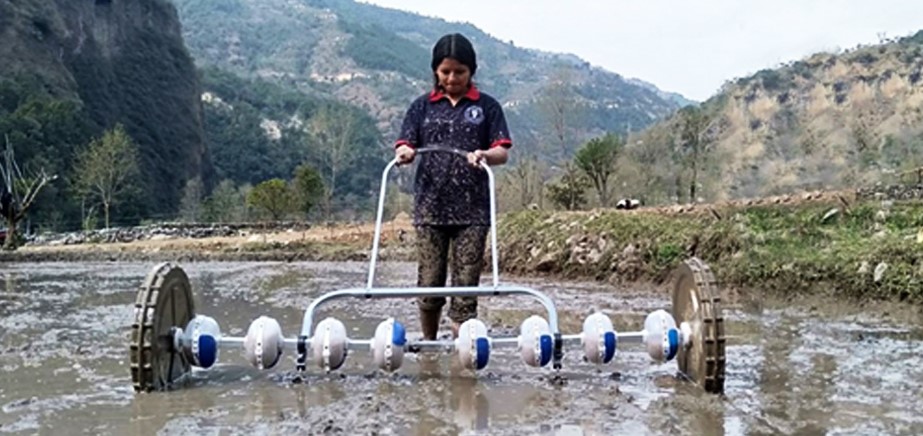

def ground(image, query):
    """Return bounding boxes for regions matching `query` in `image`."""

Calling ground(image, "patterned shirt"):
[396,85,513,226]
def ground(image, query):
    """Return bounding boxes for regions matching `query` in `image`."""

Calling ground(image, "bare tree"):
[308,105,358,220]
[179,176,205,222]
[73,124,140,228]
[850,108,883,173]
[536,65,582,159]
[1,136,58,250]
[504,154,545,210]
[618,127,677,204]
[677,107,718,203]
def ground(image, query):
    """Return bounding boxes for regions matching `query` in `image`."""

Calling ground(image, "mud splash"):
[1,262,921,434]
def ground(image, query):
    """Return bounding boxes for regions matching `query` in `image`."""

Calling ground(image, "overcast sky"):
[360,0,923,101]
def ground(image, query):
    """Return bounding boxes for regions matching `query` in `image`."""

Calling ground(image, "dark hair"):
[431,33,477,87]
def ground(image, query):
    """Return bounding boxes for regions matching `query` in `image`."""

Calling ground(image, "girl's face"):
[435,58,471,97]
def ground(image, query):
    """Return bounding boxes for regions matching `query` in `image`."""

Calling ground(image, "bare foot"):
[420,309,441,341]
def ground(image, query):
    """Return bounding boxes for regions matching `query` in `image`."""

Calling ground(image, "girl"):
[394,33,513,340]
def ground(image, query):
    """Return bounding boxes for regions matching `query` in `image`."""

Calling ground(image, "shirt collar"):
[429,83,481,103]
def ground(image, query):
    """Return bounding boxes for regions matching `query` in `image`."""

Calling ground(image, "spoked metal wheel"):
[130,263,196,392]
[672,257,726,394]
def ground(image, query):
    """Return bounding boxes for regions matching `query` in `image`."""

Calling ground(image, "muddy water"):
[1,262,921,435]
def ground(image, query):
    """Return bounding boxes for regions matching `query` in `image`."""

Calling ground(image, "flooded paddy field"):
[1,262,921,435]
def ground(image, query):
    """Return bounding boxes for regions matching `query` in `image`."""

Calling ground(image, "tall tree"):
[179,176,205,222]
[292,163,325,219]
[72,124,140,228]
[677,107,716,203]
[308,104,358,220]
[621,127,678,205]
[574,133,623,207]
[1,136,57,250]
[203,179,244,223]
[536,66,582,160]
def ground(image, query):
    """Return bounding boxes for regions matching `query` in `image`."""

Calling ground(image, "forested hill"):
[0,0,209,224]
[172,0,687,159]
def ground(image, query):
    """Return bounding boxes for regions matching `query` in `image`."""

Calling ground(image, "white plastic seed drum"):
[371,318,406,372]
[185,315,221,368]
[312,317,349,371]
[582,312,617,365]
[243,316,284,370]
[455,319,491,371]
[643,309,679,362]
[518,315,552,367]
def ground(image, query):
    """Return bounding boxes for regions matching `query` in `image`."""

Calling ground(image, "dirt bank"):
[2,217,415,263]
[500,195,923,304]
[5,189,922,304]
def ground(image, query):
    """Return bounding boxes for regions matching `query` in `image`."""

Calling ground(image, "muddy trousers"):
[415,225,489,337]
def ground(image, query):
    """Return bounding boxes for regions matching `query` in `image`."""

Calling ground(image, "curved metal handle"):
[367,146,500,289]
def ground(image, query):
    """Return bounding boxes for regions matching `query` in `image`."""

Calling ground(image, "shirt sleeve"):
[486,99,513,149]
[395,97,425,149]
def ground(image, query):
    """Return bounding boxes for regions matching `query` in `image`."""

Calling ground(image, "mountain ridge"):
[172,0,686,156]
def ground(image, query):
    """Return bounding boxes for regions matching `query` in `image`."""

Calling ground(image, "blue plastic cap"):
[392,320,407,346]
[196,334,218,369]
[666,328,679,361]
[539,334,553,367]
[475,337,490,370]
[603,331,617,364]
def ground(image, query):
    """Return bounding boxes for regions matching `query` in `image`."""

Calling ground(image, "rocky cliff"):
[0,0,210,217]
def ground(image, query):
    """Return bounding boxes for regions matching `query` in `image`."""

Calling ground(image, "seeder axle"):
[170,308,685,377]
[200,330,648,353]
